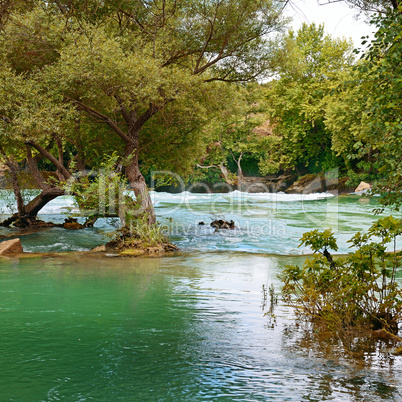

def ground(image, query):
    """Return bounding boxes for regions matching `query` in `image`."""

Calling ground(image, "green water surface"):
[1,253,401,401]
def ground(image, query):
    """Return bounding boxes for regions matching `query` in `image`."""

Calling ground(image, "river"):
[1,191,402,400]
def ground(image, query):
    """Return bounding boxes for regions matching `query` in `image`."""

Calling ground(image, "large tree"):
[0,0,288,225]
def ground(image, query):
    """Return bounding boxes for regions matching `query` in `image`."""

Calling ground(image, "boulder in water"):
[0,238,23,255]
[211,219,235,230]
[355,181,371,193]
[63,217,84,230]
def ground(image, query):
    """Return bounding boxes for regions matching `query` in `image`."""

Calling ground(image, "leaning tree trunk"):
[125,140,156,225]
[0,145,66,228]
[70,97,159,226]
[0,187,65,227]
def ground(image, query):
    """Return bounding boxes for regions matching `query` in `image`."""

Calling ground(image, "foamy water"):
[0,190,387,254]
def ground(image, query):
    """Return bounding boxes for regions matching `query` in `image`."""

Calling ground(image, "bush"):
[280,217,402,334]
[107,214,169,250]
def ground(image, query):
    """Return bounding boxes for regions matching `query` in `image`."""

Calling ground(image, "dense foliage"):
[260,23,355,175]
[0,1,400,229]
[0,0,287,226]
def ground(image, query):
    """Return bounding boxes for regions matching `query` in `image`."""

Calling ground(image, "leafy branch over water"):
[280,216,402,334]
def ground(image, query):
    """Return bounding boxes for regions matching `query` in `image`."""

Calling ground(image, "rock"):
[90,245,107,252]
[211,219,235,230]
[326,176,355,195]
[285,174,356,195]
[120,249,146,256]
[163,243,179,252]
[147,246,165,257]
[63,222,83,230]
[63,217,84,230]
[0,239,23,255]
[285,174,324,194]
[198,221,205,225]
[355,181,371,193]
[276,174,297,192]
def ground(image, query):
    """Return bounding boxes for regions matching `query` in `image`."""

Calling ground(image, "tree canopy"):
[259,23,355,175]
[0,0,288,226]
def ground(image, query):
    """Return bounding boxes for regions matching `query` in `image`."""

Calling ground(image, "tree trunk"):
[237,162,244,191]
[219,164,237,186]
[0,187,64,227]
[70,98,159,226]
[26,146,51,190]
[125,141,156,225]
[6,159,25,218]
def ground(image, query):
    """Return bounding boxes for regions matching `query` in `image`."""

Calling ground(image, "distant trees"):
[257,7,401,198]
[259,23,355,175]
[327,7,402,208]
[195,84,266,187]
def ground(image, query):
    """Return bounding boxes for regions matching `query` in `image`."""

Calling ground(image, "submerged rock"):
[0,238,23,255]
[90,241,178,257]
[120,249,146,256]
[211,219,235,230]
[104,230,179,257]
[146,246,165,257]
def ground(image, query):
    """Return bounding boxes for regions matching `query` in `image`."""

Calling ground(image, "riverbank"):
[0,167,361,195]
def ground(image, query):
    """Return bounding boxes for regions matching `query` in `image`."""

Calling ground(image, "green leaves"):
[328,8,402,207]
[281,216,402,333]
[261,23,355,174]
[299,229,339,253]
[0,66,77,160]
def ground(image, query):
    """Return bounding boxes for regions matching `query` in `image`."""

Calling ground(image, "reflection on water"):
[281,322,402,401]
[1,252,402,400]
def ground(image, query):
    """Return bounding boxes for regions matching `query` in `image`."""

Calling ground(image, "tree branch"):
[196,163,219,169]
[132,103,163,133]
[65,96,134,145]
[114,94,132,125]
[25,140,71,180]
[26,145,51,191]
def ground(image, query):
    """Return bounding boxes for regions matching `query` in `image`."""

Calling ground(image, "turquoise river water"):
[1,191,402,400]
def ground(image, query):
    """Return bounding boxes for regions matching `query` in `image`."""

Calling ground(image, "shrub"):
[280,217,402,334]
[107,214,169,250]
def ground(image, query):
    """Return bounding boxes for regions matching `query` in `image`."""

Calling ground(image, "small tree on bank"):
[281,217,402,334]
